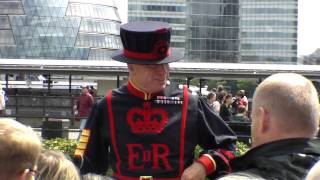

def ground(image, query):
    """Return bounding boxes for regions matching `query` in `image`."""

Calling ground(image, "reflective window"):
[0,1,121,60]
[242,32,297,39]
[0,30,15,45]
[243,8,297,14]
[242,20,297,27]
[242,44,297,51]
[22,0,68,7]
[192,0,238,3]
[76,33,121,49]
[10,16,81,27]
[242,56,296,63]
[171,30,186,36]
[69,0,116,7]
[171,41,185,48]
[79,19,120,35]
[191,3,238,16]
[0,46,90,59]
[240,0,298,63]
[141,17,186,24]
[88,49,114,60]
[0,16,11,29]
[129,5,185,12]
[186,0,240,62]
[0,1,24,14]
[66,3,120,21]
[22,0,68,17]
[23,6,68,17]
[191,27,239,39]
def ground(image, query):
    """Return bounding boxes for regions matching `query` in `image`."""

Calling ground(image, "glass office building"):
[0,0,121,60]
[128,0,298,64]
[186,0,240,62]
[128,0,187,55]
[128,0,240,63]
[240,0,298,64]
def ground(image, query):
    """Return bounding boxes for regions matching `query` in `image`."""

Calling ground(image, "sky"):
[298,0,320,56]
[115,0,320,57]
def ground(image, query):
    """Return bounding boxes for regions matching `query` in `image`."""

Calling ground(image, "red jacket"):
[77,93,94,117]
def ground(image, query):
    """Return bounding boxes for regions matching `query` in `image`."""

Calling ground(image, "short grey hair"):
[252,73,319,136]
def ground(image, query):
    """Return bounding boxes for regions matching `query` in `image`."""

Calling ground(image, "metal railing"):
[0,94,101,127]
[0,94,252,142]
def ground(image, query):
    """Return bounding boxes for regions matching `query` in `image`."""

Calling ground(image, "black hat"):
[111,21,184,64]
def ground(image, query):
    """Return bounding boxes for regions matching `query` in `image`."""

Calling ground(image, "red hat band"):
[123,40,171,60]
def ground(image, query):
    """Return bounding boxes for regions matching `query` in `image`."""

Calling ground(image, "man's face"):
[82,87,88,94]
[129,63,169,93]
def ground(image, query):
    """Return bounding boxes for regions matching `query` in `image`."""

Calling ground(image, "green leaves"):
[235,141,250,157]
[42,138,77,157]
[194,141,250,159]
[41,138,250,161]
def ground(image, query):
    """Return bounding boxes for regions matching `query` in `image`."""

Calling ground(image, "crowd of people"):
[1,21,320,180]
[206,89,250,122]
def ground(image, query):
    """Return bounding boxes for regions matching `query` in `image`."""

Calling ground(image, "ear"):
[127,64,137,76]
[127,64,134,71]
[257,107,271,134]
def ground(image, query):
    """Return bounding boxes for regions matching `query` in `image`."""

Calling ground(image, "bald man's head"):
[252,73,319,137]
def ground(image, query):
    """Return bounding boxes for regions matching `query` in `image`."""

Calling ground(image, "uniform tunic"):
[75,81,237,179]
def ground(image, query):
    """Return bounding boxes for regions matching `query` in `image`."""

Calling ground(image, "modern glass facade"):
[186,0,240,62]
[0,0,121,60]
[240,0,298,64]
[128,0,298,64]
[128,0,240,63]
[128,0,187,55]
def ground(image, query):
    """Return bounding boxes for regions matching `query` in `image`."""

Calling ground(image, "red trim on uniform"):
[179,85,189,175]
[213,150,232,172]
[219,149,236,160]
[127,81,161,100]
[106,90,122,174]
[124,49,170,60]
[196,155,216,175]
[112,173,180,180]
[128,80,146,99]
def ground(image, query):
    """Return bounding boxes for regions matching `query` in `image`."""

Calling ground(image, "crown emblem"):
[127,102,168,134]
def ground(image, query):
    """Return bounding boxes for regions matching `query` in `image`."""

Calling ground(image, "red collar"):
[127,80,161,100]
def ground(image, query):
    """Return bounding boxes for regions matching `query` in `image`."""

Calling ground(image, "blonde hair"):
[0,118,41,177]
[37,150,80,180]
[252,73,319,136]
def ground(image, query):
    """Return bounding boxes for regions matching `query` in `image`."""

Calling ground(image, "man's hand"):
[181,161,206,180]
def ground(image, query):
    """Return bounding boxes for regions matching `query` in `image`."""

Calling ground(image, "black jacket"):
[219,104,231,122]
[223,138,320,180]
[74,82,237,179]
